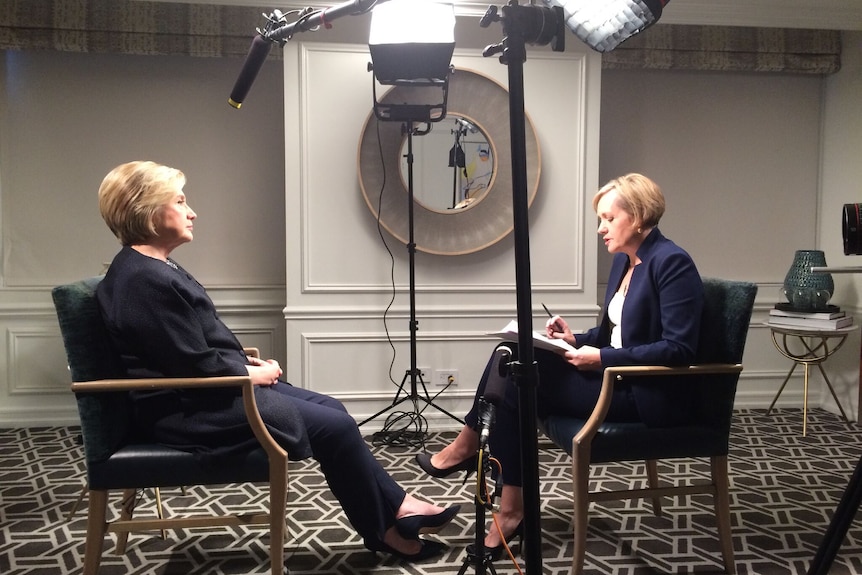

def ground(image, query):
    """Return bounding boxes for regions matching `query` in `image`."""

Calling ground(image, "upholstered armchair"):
[53,276,290,575]
[542,277,757,574]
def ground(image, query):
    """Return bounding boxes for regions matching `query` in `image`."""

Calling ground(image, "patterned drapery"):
[0,0,279,59]
[604,24,841,74]
[0,1,842,73]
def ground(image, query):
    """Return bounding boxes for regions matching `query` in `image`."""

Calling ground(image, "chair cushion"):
[53,278,135,462]
[87,443,271,490]
[542,416,730,463]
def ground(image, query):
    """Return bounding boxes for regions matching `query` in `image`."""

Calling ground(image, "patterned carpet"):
[1,408,861,575]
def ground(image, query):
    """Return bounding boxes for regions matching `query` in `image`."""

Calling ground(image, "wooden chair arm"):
[243,347,260,359]
[71,375,287,460]
[573,363,743,447]
[71,376,251,393]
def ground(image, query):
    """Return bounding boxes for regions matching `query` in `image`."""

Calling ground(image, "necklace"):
[619,266,634,295]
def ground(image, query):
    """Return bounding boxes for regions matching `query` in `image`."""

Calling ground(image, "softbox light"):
[369,0,455,84]
[542,0,669,52]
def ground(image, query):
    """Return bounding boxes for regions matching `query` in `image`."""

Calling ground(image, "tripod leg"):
[807,452,862,574]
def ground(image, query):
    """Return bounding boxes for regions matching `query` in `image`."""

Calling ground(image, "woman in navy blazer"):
[416,174,704,559]
[95,161,459,562]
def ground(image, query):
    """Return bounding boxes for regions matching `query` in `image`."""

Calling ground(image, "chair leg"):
[67,482,89,522]
[712,455,736,574]
[269,460,289,575]
[154,487,167,539]
[82,489,108,575]
[571,447,590,575]
[645,459,663,517]
[114,488,137,555]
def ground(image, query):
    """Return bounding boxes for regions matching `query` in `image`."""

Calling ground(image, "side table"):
[766,322,857,436]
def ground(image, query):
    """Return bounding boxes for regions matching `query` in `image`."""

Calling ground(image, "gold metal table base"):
[767,324,854,436]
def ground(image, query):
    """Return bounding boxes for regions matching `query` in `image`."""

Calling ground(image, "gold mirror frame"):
[357,68,541,256]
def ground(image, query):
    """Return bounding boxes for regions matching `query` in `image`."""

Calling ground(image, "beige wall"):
[0,50,290,425]
[1,20,860,427]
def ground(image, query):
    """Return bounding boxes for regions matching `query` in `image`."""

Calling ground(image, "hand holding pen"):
[543,303,572,342]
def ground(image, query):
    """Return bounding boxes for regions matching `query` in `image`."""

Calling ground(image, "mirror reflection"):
[400,115,494,212]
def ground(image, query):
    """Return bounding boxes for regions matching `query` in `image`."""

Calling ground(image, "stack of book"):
[768,304,854,329]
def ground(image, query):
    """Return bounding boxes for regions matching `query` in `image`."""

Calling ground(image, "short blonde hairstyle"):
[592,173,665,229]
[98,161,186,245]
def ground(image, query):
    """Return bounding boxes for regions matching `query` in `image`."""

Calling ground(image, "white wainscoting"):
[281,41,605,428]
[0,286,287,428]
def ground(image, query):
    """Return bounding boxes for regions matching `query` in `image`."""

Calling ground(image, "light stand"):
[358,113,464,433]
[449,122,467,209]
[478,4,565,574]
[358,1,462,437]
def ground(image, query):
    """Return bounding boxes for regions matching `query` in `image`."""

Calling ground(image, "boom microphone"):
[477,345,513,448]
[228,35,272,109]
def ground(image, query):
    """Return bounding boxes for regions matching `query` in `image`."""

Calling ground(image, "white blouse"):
[607,290,625,349]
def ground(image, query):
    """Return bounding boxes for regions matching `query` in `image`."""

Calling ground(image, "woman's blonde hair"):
[592,172,666,230]
[98,161,186,245]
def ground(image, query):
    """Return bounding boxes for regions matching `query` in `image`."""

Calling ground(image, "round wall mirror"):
[358,67,541,256]
[402,114,495,213]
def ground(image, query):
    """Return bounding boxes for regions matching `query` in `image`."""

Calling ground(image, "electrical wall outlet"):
[417,366,431,383]
[434,369,458,387]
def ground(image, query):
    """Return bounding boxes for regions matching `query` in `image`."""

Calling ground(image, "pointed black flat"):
[367,538,446,562]
[395,505,461,539]
[415,452,478,480]
[466,520,524,562]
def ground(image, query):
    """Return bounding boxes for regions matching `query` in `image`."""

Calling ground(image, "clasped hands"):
[247,355,282,386]
[545,315,603,370]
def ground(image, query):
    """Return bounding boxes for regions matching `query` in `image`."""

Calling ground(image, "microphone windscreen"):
[482,345,512,406]
[229,35,272,109]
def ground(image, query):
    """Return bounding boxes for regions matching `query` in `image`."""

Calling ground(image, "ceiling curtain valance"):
[0,3,841,73]
[0,0,277,59]
[603,24,841,74]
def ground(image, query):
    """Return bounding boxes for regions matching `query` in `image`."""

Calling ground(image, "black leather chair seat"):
[87,444,270,490]
[543,416,729,463]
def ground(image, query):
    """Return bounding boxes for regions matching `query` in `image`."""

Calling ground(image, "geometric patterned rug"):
[1,408,860,575]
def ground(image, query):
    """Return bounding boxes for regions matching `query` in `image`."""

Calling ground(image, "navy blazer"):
[577,228,704,425]
[96,246,312,460]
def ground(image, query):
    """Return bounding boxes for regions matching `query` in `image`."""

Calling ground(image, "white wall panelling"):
[282,41,602,426]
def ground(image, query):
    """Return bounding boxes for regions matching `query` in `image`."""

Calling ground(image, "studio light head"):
[543,0,669,52]
[368,0,456,123]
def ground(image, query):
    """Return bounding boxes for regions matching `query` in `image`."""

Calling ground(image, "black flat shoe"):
[415,452,478,482]
[395,505,461,539]
[465,521,524,562]
[367,538,446,562]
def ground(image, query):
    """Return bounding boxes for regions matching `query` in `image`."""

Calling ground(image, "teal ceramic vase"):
[782,249,834,311]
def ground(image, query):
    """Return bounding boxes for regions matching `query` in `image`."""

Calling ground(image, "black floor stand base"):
[807,451,862,574]
[358,368,463,446]
[457,552,498,575]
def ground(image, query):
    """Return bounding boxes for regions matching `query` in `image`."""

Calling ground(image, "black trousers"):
[265,383,406,546]
[144,382,406,547]
[463,345,640,487]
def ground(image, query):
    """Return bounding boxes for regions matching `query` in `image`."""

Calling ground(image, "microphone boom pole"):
[262,0,383,45]
[229,0,389,108]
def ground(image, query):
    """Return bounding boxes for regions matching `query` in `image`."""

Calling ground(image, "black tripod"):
[457,443,501,575]
[359,119,463,435]
[807,440,862,573]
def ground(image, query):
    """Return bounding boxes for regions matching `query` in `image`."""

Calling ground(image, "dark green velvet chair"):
[52,276,289,575]
[542,277,757,575]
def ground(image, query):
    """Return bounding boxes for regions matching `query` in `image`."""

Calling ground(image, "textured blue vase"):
[782,250,834,311]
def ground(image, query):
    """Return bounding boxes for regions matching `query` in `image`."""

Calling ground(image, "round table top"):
[765,321,859,337]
